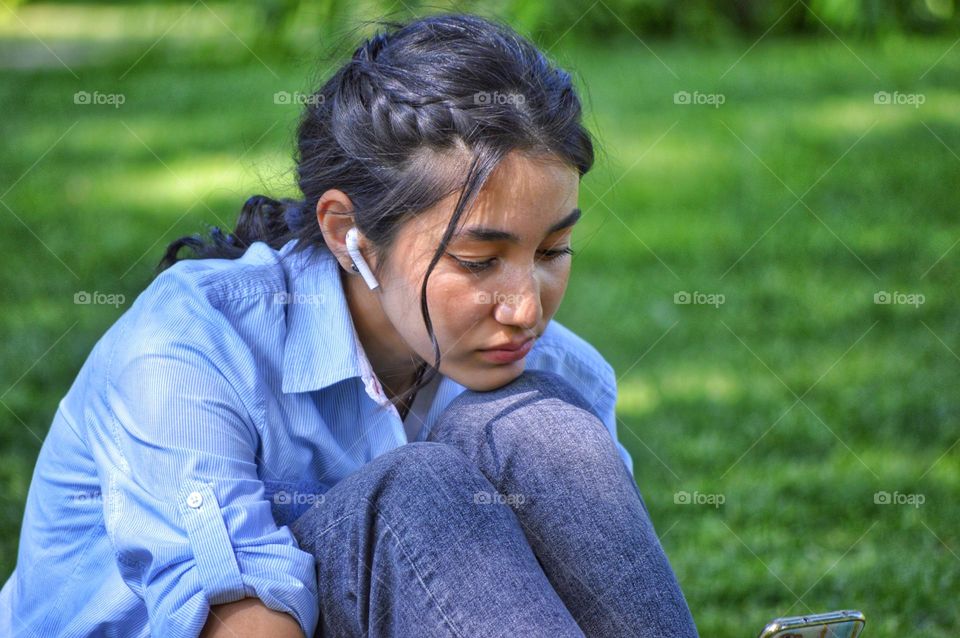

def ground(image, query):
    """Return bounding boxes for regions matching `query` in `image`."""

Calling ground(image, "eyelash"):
[449,247,575,273]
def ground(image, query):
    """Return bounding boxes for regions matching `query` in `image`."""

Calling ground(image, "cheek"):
[428,277,490,340]
[381,273,484,355]
[377,269,427,336]
[397,264,572,359]
[539,264,571,313]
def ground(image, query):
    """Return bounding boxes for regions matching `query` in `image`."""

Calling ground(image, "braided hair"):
[157,12,595,410]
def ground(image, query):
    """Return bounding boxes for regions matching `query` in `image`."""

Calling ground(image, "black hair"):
[157,12,595,412]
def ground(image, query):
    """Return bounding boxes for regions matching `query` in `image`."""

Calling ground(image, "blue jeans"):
[290,369,699,637]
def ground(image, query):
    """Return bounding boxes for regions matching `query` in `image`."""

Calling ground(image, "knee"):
[360,441,485,501]
[435,370,595,433]
[464,369,595,411]
[432,369,616,472]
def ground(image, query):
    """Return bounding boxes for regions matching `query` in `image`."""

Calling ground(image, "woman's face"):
[374,151,581,391]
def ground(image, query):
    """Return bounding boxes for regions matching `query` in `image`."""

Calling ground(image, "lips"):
[481,337,534,352]
[477,337,536,364]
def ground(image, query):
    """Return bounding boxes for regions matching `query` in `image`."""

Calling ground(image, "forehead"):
[453,152,579,234]
[394,151,580,258]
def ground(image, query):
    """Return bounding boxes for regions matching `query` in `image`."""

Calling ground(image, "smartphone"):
[757,610,866,638]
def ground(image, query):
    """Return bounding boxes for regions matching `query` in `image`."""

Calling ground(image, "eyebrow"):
[452,208,582,244]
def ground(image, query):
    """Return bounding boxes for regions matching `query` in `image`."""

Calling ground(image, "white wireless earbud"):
[345,227,380,290]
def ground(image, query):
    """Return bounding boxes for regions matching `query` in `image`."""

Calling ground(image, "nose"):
[492,266,542,331]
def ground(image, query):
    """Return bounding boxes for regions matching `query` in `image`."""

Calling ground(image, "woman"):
[0,13,698,638]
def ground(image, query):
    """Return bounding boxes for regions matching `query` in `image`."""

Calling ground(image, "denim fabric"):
[290,369,698,637]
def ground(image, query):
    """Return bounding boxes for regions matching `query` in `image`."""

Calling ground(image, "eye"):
[539,246,575,261]
[446,247,575,274]
[447,253,496,273]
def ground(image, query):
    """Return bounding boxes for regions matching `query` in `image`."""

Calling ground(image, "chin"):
[455,362,526,393]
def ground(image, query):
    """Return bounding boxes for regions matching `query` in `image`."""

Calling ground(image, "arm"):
[202,598,304,638]
[87,304,319,637]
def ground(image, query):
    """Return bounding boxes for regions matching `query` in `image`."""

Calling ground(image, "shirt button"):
[186,491,203,509]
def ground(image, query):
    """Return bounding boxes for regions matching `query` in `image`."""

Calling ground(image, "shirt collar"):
[276,240,468,412]
[279,240,368,394]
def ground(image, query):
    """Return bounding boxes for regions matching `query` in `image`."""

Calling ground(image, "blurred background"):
[1,1,958,635]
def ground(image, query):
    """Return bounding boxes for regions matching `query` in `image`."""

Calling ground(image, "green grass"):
[1,5,958,636]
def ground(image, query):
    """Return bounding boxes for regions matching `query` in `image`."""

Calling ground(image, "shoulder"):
[104,243,288,385]
[148,241,287,310]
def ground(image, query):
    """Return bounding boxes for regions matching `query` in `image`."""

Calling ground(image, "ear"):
[316,189,363,272]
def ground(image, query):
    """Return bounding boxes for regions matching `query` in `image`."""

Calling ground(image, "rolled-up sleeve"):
[86,306,319,638]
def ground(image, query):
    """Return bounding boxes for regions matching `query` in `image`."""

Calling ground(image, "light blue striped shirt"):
[1,238,633,637]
